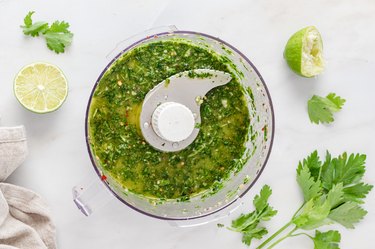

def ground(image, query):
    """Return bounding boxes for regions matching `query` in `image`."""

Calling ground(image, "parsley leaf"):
[308,93,345,124]
[21,11,49,37]
[294,152,371,230]
[342,182,373,204]
[328,202,367,229]
[21,11,73,53]
[321,153,366,190]
[242,226,268,246]
[320,153,373,203]
[313,230,341,249]
[326,183,344,209]
[23,11,34,27]
[44,21,73,54]
[300,150,322,181]
[253,185,273,213]
[326,93,346,109]
[297,160,322,202]
[293,196,331,230]
[300,151,372,205]
[230,185,277,246]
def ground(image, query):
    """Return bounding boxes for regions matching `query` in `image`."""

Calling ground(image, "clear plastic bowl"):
[74,26,274,225]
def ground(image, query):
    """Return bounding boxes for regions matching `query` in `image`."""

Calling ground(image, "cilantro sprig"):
[21,11,73,54]
[229,185,277,246]
[227,151,372,248]
[308,93,346,124]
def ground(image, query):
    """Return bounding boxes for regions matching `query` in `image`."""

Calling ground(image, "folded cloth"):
[0,126,27,182]
[0,126,57,249]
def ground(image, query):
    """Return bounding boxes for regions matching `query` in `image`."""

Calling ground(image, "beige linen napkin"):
[0,126,57,249]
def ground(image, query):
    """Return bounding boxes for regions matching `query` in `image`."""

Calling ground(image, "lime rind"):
[284,26,324,77]
[14,62,68,114]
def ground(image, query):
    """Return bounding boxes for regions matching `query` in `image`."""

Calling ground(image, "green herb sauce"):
[88,40,250,201]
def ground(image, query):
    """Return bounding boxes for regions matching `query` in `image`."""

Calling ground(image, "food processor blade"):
[140,69,231,152]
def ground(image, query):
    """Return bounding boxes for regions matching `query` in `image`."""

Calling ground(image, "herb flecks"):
[187,70,213,79]
[89,40,251,201]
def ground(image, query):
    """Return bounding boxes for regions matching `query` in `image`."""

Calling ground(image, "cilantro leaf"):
[230,185,277,246]
[21,11,48,37]
[328,202,367,229]
[308,93,345,124]
[312,230,341,249]
[21,12,73,53]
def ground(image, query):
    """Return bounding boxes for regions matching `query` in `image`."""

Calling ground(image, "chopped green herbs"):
[187,70,213,79]
[89,40,251,200]
[307,93,346,124]
[21,11,73,54]
[164,78,171,87]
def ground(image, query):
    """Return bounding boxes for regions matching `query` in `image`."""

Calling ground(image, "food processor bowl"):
[73,26,274,224]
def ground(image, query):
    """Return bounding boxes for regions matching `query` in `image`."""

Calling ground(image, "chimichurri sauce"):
[88,40,250,200]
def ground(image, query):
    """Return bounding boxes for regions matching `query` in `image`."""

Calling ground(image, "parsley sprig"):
[227,151,372,249]
[308,93,346,124]
[256,151,372,249]
[229,185,277,246]
[21,11,73,54]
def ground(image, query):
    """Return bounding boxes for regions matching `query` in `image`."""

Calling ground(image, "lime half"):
[284,26,324,77]
[14,62,68,113]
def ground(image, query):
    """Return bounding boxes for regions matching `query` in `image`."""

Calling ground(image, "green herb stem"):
[290,232,313,239]
[292,203,305,218]
[266,227,298,249]
[256,221,293,249]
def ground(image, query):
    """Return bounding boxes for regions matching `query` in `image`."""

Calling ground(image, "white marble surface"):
[1,0,375,248]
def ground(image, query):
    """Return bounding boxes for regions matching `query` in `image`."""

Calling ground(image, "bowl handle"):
[72,176,114,216]
[106,25,179,61]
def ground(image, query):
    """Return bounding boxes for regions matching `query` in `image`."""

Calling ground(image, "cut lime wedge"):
[14,62,68,113]
[284,26,324,77]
